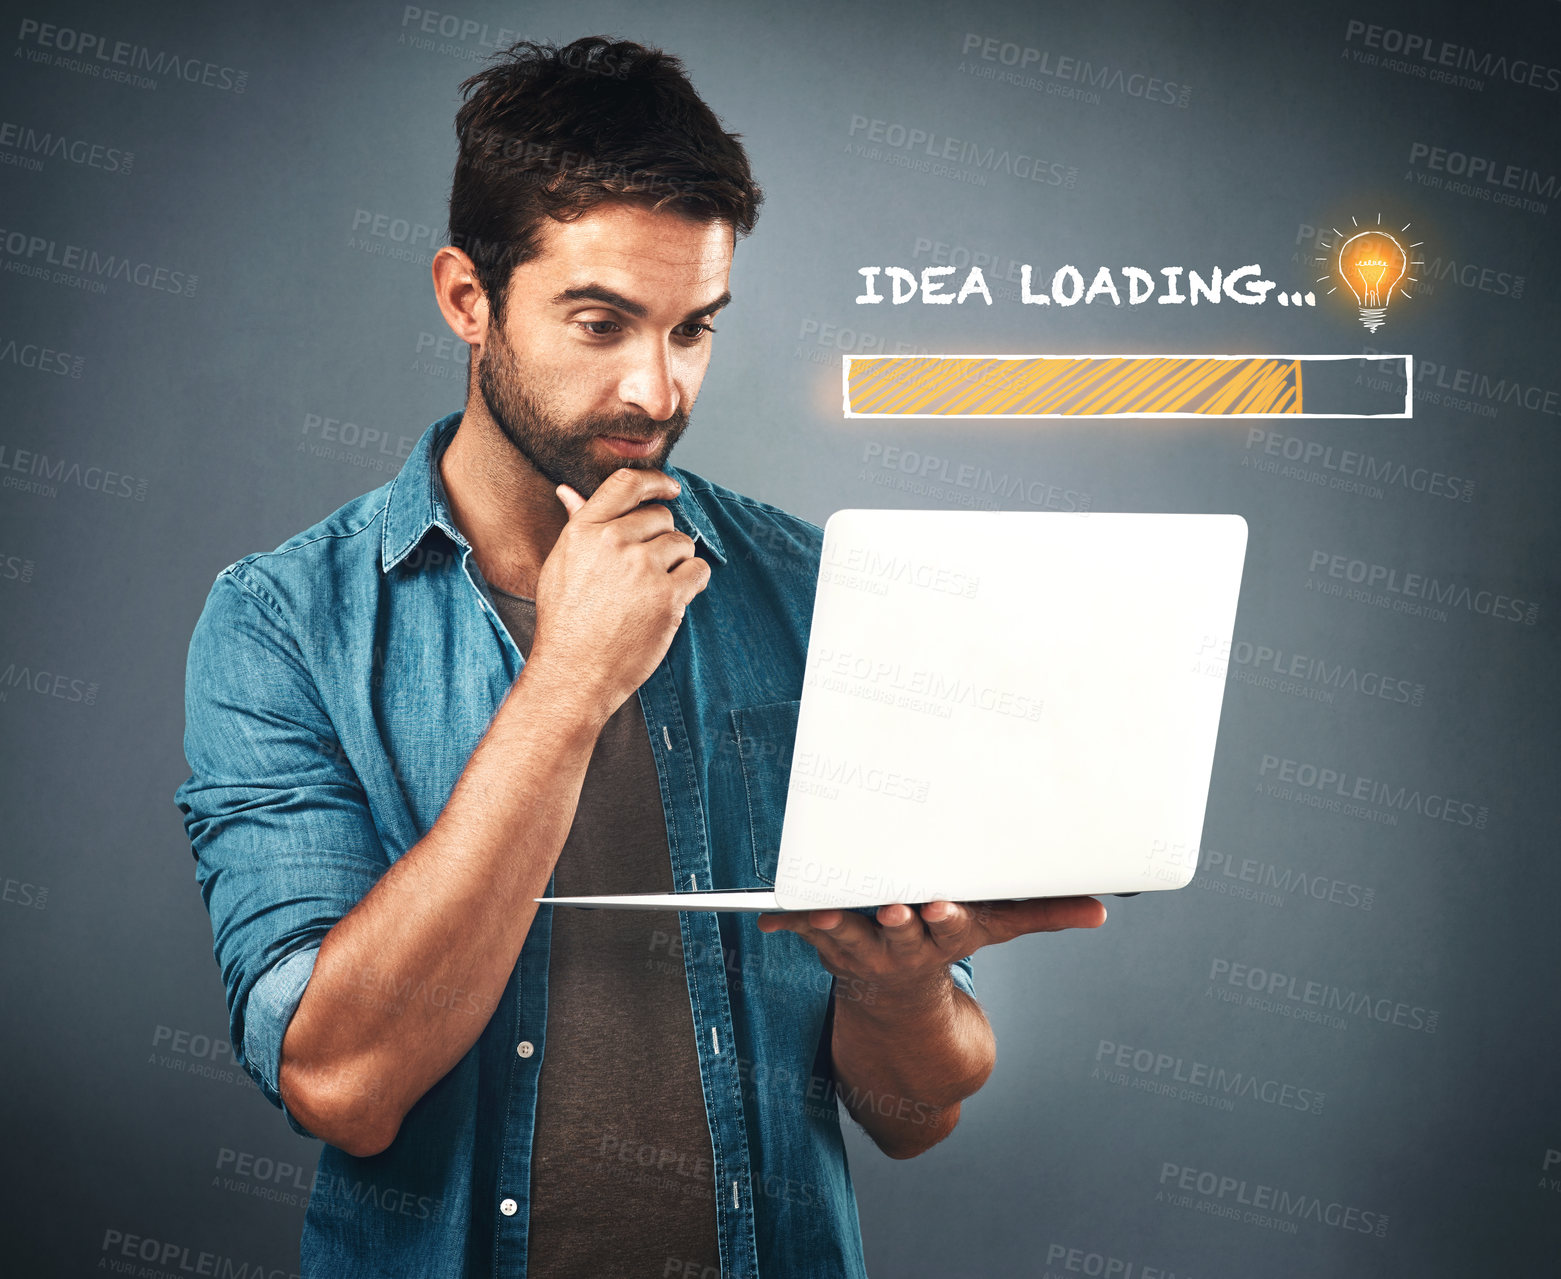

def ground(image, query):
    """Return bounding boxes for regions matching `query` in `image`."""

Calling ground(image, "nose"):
[617,339,680,422]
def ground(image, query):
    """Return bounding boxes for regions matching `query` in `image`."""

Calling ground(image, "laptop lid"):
[771,510,1248,910]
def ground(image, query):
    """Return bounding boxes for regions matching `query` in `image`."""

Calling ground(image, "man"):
[175,35,1104,1278]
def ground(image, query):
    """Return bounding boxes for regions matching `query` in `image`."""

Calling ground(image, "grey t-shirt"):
[487,587,721,1278]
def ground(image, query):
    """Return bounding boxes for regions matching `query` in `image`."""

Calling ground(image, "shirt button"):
[517,1041,534,1058]
[500,1198,517,1217]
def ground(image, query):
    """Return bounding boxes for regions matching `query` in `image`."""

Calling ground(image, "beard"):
[476,321,689,500]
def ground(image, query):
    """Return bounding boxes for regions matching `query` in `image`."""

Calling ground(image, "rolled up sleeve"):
[949,954,976,1001]
[174,567,388,1137]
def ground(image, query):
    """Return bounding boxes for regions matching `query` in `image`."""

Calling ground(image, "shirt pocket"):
[729,699,801,886]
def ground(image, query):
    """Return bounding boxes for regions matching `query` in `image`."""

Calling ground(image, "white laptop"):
[537,509,1248,912]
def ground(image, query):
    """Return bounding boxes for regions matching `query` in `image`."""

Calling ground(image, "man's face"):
[475,200,734,499]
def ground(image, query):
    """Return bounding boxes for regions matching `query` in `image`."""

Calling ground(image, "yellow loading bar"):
[842,354,1413,418]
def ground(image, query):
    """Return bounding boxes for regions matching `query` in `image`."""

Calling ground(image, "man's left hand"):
[755,897,1106,999]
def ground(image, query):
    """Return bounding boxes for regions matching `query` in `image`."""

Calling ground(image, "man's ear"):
[432,245,490,349]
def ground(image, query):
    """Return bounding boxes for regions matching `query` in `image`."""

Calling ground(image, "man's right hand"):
[529,467,711,723]
[280,469,703,1155]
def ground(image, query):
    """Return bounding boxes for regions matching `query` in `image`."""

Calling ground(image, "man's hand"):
[755,896,1106,999]
[529,468,710,724]
[757,897,1105,1159]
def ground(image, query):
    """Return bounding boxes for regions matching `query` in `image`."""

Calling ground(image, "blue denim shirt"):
[174,411,976,1278]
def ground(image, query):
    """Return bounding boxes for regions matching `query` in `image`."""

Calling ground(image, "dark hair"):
[448,36,763,324]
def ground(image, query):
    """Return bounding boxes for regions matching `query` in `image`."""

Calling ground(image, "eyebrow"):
[551,285,731,325]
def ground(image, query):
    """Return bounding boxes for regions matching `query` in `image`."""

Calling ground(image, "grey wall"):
[2,0,1557,1274]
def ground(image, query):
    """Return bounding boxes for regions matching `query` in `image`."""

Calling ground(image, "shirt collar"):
[381,411,727,572]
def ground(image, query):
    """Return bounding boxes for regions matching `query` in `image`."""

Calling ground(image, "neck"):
[438,397,566,600]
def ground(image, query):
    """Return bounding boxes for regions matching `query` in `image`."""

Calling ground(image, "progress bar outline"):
[841,353,1414,419]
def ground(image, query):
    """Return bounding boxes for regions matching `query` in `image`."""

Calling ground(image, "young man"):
[175,36,1103,1278]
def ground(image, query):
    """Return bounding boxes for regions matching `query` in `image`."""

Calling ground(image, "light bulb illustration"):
[1315,215,1423,333]
[1338,230,1405,331]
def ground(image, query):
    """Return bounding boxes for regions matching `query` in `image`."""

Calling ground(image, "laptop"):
[537,508,1249,912]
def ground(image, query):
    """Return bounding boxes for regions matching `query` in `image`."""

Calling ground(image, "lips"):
[598,432,663,458]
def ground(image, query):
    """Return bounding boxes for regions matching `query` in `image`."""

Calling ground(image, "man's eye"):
[677,322,717,340]
[579,320,620,337]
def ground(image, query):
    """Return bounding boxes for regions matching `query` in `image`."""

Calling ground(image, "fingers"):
[668,552,712,603]
[565,468,682,522]
[966,896,1107,943]
[762,904,945,973]
[642,528,698,571]
[919,900,978,950]
[877,902,931,956]
[756,908,877,958]
[611,502,678,545]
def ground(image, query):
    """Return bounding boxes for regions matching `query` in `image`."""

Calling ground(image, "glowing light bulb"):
[1337,230,1407,333]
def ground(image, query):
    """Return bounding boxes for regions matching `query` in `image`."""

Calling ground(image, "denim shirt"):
[175,410,975,1277]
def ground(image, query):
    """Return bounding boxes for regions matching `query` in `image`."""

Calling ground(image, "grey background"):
[2,0,1557,1274]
